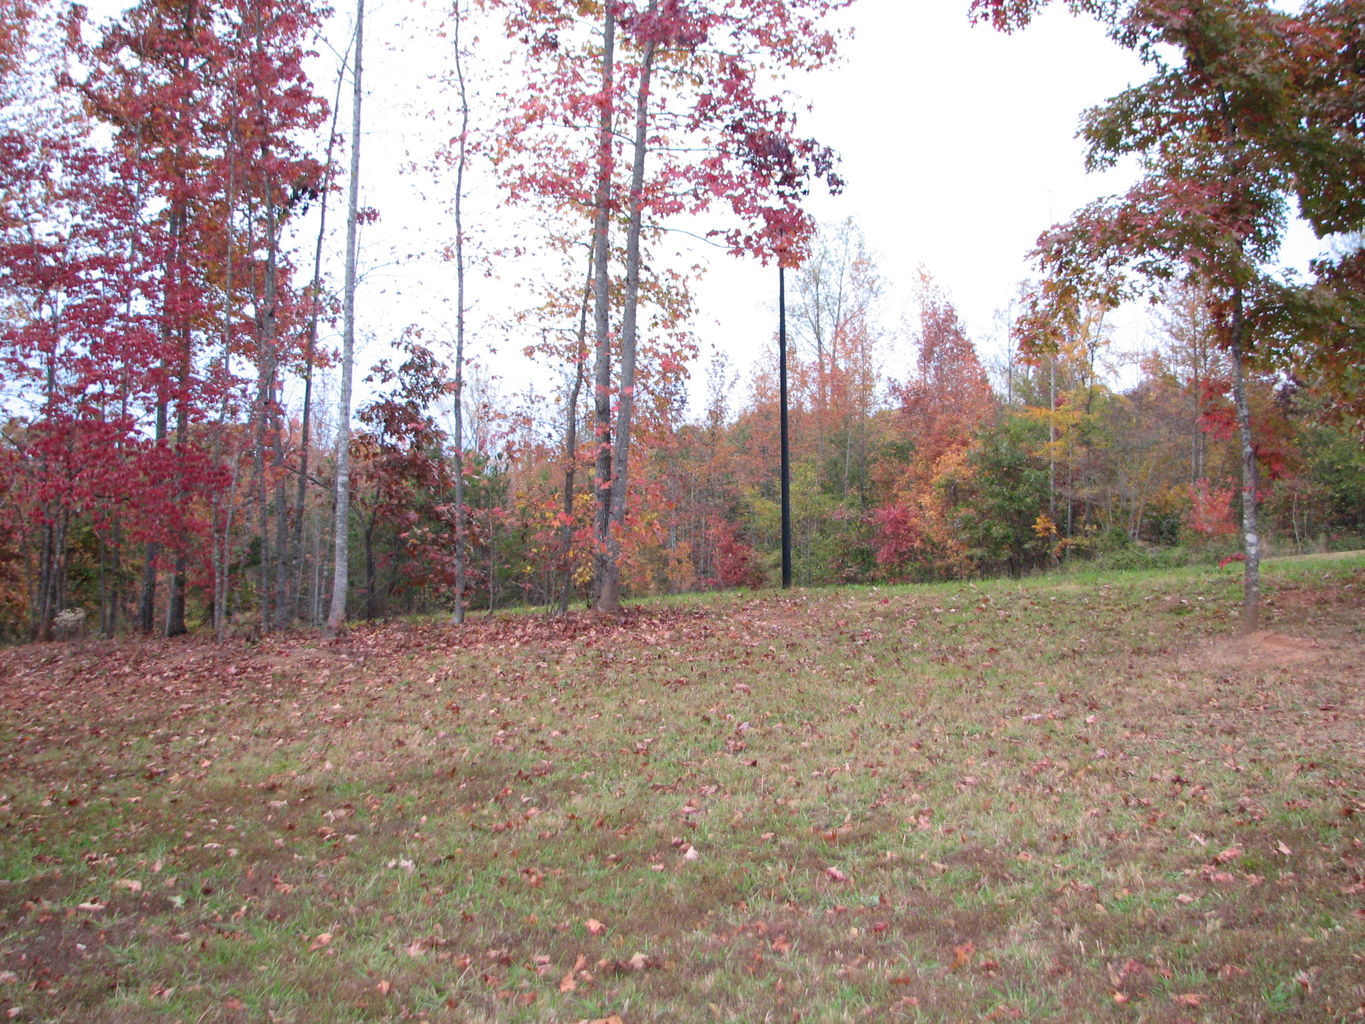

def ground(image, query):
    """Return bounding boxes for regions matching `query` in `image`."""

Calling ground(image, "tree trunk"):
[557,246,595,616]
[99,518,122,639]
[140,377,168,633]
[1229,286,1260,634]
[326,0,365,637]
[212,132,238,642]
[33,512,64,642]
[288,58,345,629]
[450,0,470,625]
[590,4,616,608]
[364,507,378,620]
[598,8,658,614]
[166,318,191,638]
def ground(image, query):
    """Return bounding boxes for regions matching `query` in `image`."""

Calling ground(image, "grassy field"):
[1,554,1362,1023]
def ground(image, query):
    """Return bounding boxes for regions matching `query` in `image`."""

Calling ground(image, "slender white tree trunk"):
[326,0,364,636]
[1230,285,1260,634]
[590,4,616,608]
[597,4,658,614]
[450,0,470,625]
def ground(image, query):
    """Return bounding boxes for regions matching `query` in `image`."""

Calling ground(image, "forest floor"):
[1,553,1362,1024]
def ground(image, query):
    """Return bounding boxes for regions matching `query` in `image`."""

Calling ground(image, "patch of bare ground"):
[1187,629,1337,669]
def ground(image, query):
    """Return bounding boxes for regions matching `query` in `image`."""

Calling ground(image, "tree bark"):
[590,4,616,608]
[326,0,365,637]
[212,132,238,641]
[557,245,595,616]
[287,56,346,629]
[1229,284,1260,634]
[450,0,470,625]
[598,6,658,614]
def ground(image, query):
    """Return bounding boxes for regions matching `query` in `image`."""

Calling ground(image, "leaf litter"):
[0,559,1361,1022]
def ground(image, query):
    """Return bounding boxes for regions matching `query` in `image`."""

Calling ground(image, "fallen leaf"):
[113,879,142,893]
[307,932,332,952]
[585,918,607,936]
[950,941,975,971]
[376,979,392,995]
[825,866,848,883]
[558,972,577,993]
[1172,993,1203,1007]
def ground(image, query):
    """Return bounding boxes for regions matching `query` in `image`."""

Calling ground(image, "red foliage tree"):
[875,277,995,579]
[491,0,846,611]
[71,0,329,634]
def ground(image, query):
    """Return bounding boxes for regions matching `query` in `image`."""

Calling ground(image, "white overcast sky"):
[689,0,1154,375]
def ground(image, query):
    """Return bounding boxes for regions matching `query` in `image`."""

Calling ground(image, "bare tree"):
[450,0,470,625]
[326,0,364,636]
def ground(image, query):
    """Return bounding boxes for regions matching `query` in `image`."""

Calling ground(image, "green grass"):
[0,553,1362,1022]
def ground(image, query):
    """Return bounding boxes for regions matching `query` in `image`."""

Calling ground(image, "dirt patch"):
[1189,630,1331,670]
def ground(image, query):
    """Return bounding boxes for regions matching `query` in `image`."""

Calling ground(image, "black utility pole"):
[779,265,792,589]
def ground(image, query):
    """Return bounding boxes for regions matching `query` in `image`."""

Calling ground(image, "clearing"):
[1,554,1362,1023]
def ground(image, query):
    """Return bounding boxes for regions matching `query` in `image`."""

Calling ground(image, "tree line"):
[1,0,1360,641]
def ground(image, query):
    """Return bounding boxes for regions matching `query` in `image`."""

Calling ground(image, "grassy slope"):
[0,554,1362,1023]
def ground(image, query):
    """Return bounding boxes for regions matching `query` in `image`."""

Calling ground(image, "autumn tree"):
[1012,280,1115,549]
[874,275,995,579]
[493,0,846,612]
[352,342,457,619]
[973,0,1365,632]
[0,3,171,639]
[789,219,885,505]
[448,0,472,625]
[68,0,329,636]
